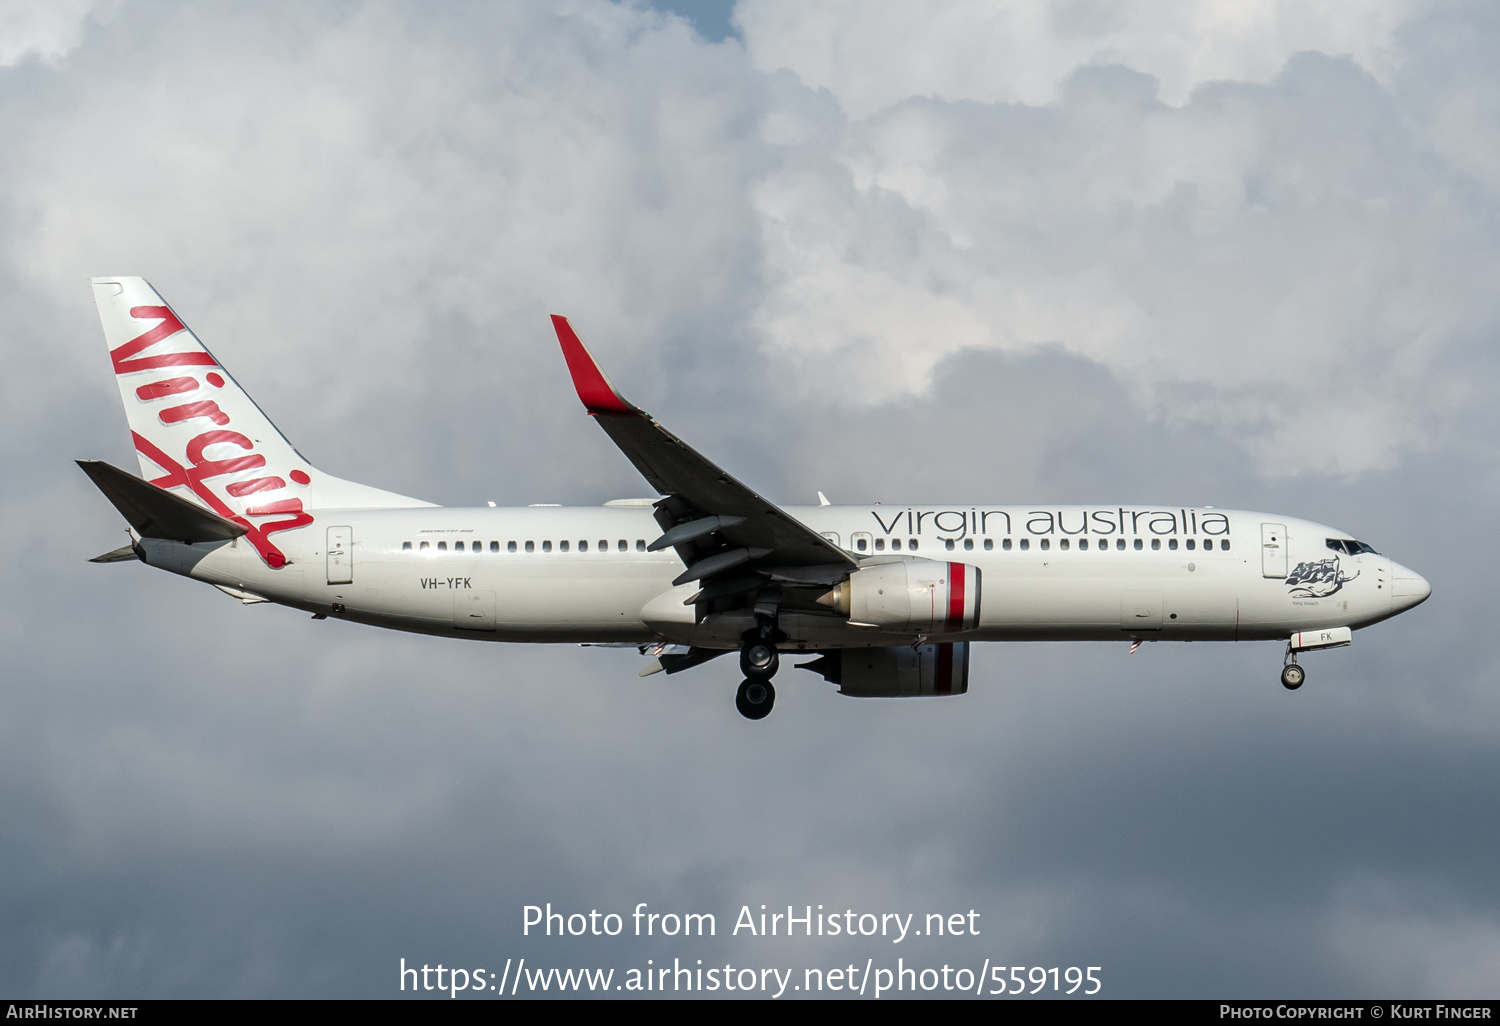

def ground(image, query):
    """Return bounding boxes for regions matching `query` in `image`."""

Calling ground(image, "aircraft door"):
[1261,523,1287,578]
[1121,591,1163,631]
[326,526,353,584]
[850,531,873,554]
[455,590,497,632]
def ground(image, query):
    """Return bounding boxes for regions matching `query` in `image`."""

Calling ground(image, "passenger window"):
[1116,538,1125,550]
[1151,538,1160,550]
[892,539,902,551]
[490,541,499,553]
[1019,539,1030,551]
[1133,538,1143,550]
[508,541,517,553]
[599,540,608,552]
[822,532,840,547]
[909,539,918,550]
[1203,539,1213,550]
[618,540,627,552]
[1040,539,1051,551]
[945,539,956,551]
[859,537,870,552]
[1002,538,1012,551]
[1079,538,1089,551]
[420,541,430,551]
[579,540,588,552]
[1169,538,1178,551]
[455,541,465,552]
[1059,538,1068,551]
[1186,539,1195,551]
[559,540,569,552]
[964,538,974,551]
[1222,539,1231,551]
[543,541,552,552]
[525,541,535,553]
[636,540,646,551]
[438,541,448,551]
[402,541,412,551]
[871,538,881,551]
[984,538,993,551]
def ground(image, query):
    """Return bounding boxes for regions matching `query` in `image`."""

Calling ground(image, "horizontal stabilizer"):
[77,460,247,543]
[88,544,141,564]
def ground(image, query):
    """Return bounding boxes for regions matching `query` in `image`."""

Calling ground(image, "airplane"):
[79,278,1432,720]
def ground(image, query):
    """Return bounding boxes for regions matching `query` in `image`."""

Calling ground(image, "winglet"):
[550,315,637,416]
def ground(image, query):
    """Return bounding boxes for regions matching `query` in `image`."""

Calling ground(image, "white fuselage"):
[136,503,1430,653]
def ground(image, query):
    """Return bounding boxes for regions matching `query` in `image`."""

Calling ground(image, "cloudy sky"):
[1,0,1496,999]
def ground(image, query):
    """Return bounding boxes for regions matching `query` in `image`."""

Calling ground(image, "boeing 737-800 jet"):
[80,278,1431,719]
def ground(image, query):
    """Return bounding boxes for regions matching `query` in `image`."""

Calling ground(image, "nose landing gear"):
[1280,662,1305,690]
[1281,644,1305,690]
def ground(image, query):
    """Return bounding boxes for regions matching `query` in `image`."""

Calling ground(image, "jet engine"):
[799,643,970,697]
[817,559,981,633]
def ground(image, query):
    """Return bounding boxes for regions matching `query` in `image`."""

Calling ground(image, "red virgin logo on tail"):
[113,306,312,568]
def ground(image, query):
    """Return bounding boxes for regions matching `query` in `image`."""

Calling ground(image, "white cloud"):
[738,11,1499,476]
[0,0,111,66]
[736,0,1426,115]
[4,0,1493,480]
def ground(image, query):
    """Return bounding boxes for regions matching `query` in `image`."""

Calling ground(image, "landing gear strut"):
[1281,647,1305,690]
[736,679,776,720]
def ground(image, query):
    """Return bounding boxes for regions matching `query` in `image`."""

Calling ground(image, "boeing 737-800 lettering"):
[80,278,1431,719]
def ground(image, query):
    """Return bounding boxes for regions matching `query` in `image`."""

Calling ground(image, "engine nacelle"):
[800,643,970,697]
[819,559,981,633]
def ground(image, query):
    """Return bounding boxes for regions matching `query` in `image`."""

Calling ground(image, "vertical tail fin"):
[91,278,432,567]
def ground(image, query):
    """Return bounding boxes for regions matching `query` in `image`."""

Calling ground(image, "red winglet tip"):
[551,315,635,415]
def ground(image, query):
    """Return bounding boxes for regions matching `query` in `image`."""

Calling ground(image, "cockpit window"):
[1327,538,1379,556]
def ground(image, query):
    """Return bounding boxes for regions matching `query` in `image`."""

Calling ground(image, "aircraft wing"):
[552,316,855,591]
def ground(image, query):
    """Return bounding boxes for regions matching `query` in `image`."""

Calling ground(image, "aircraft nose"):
[1390,564,1431,610]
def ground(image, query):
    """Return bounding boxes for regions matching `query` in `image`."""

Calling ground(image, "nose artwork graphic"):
[1285,557,1359,598]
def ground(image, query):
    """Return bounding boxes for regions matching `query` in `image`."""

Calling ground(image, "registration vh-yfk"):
[80,279,1431,719]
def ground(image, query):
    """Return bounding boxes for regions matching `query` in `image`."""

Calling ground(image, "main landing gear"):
[740,638,779,679]
[736,621,782,720]
[739,621,781,680]
[736,679,776,720]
